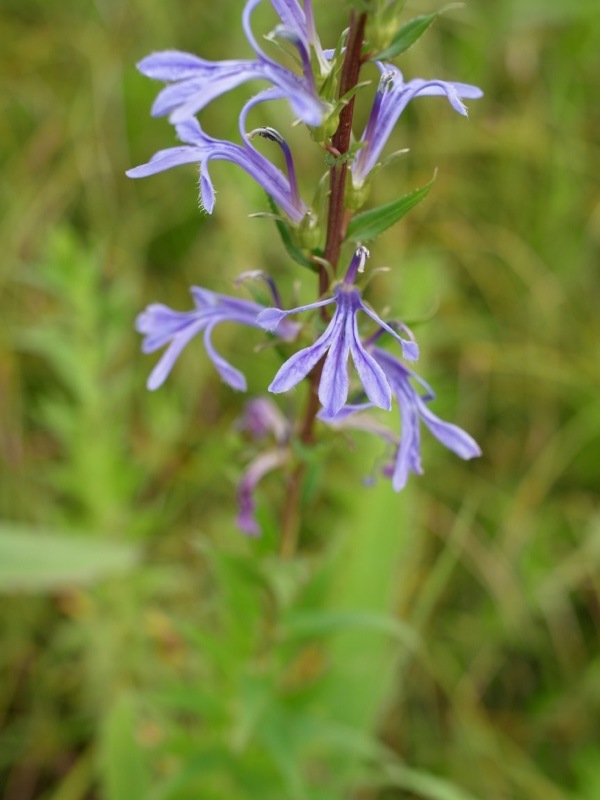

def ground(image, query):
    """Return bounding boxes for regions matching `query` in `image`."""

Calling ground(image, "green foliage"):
[99,694,150,800]
[347,173,435,241]
[0,0,599,799]
[371,11,442,61]
[0,524,139,592]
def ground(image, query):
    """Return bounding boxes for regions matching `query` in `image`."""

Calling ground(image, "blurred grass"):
[1,0,599,798]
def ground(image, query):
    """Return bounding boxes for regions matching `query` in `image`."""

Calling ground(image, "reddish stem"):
[280,10,367,558]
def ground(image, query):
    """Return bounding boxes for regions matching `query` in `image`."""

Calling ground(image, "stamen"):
[344,245,370,284]
[235,269,283,308]
[248,127,301,210]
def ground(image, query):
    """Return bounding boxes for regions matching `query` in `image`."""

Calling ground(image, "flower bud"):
[296,211,321,249]
[365,7,400,53]
[309,110,340,143]
[344,176,371,211]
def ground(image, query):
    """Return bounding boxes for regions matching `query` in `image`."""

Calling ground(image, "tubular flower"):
[269,0,330,78]
[236,448,290,536]
[374,348,481,490]
[136,286,298,392]
[257,246,419,417]
[135,0,327,127]
[126,117,307,223]
[236,396,291,535]
[238,396,290,443]
[320,347,481,490]
[351,64,483,188]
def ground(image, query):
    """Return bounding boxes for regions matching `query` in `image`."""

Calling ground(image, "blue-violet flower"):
[320,347,481,490]
[257,246,419,416]
[237,448,289,535]
[135,0,327,127]
[126,117,307,223]
[236,395,291,535]
[351,64,483,188]
[136,286,298,391]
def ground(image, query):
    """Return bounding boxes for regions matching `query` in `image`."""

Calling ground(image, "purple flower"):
[237,448,289,536]
[257,246,419,416]
[351,64,483,187]
[136,286,298,391]
[236,395,291,535]
[269,0,330,78]
[135,0,327,127]
[320,347,481,490]
[238,397,289,443]
[126,117,307,223]
[374,348,481,489]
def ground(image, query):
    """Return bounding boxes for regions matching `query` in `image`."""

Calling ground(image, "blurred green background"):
[1,0,599,798]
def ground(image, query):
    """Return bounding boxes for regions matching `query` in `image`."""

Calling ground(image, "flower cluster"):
[129,0,482,535]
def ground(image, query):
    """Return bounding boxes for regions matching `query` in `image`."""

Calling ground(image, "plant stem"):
[280,9,367,558]
[322,9,367,283]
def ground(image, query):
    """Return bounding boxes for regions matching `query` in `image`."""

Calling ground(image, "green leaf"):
[0,523,139,592]
[382,764,481,800]
[373,11,442,61]
[346,174,435,242]
[99,694,149,800]
[281,609,420,653]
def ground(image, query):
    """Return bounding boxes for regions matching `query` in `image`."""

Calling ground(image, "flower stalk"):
[281,9,368,557]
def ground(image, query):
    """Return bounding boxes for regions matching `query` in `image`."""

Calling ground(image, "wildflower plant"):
[128,0,483,554]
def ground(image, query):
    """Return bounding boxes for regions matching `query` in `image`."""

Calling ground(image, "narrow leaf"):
[0,523,139,592]
[383,764,481,800]
[282,609,420,653]
[99,694,149,800]
[373,11,442,61]
[346,174,435,242]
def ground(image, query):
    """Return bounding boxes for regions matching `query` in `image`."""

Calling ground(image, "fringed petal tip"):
[257,307,289,332]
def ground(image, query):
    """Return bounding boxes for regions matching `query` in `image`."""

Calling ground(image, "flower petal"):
[417,398,482,460]
[168,66,265,123]
[136,305,200,352]
[349,315,391,411]
[199,164,215,213]
[360,303,419,361]
[269,313,338,394]
[257,307,292,332]
[392,384,423,491]
[137,50,210,80]
[269,0,307,42]
[146,318,206,391]
[203,323,248,391]
[257,296,335,331]
[126,147,200,178]
[318,307,351,415]
[236,448,288,536]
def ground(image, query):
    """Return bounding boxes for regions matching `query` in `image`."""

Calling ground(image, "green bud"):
[365,16,396,52]
[309,111,340,143]
[296,211,321,250]
[344,177,371,212]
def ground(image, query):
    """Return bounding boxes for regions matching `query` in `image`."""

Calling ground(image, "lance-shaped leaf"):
[0,524,139,592]
[373,10,447,62]
[346,173,435,242]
